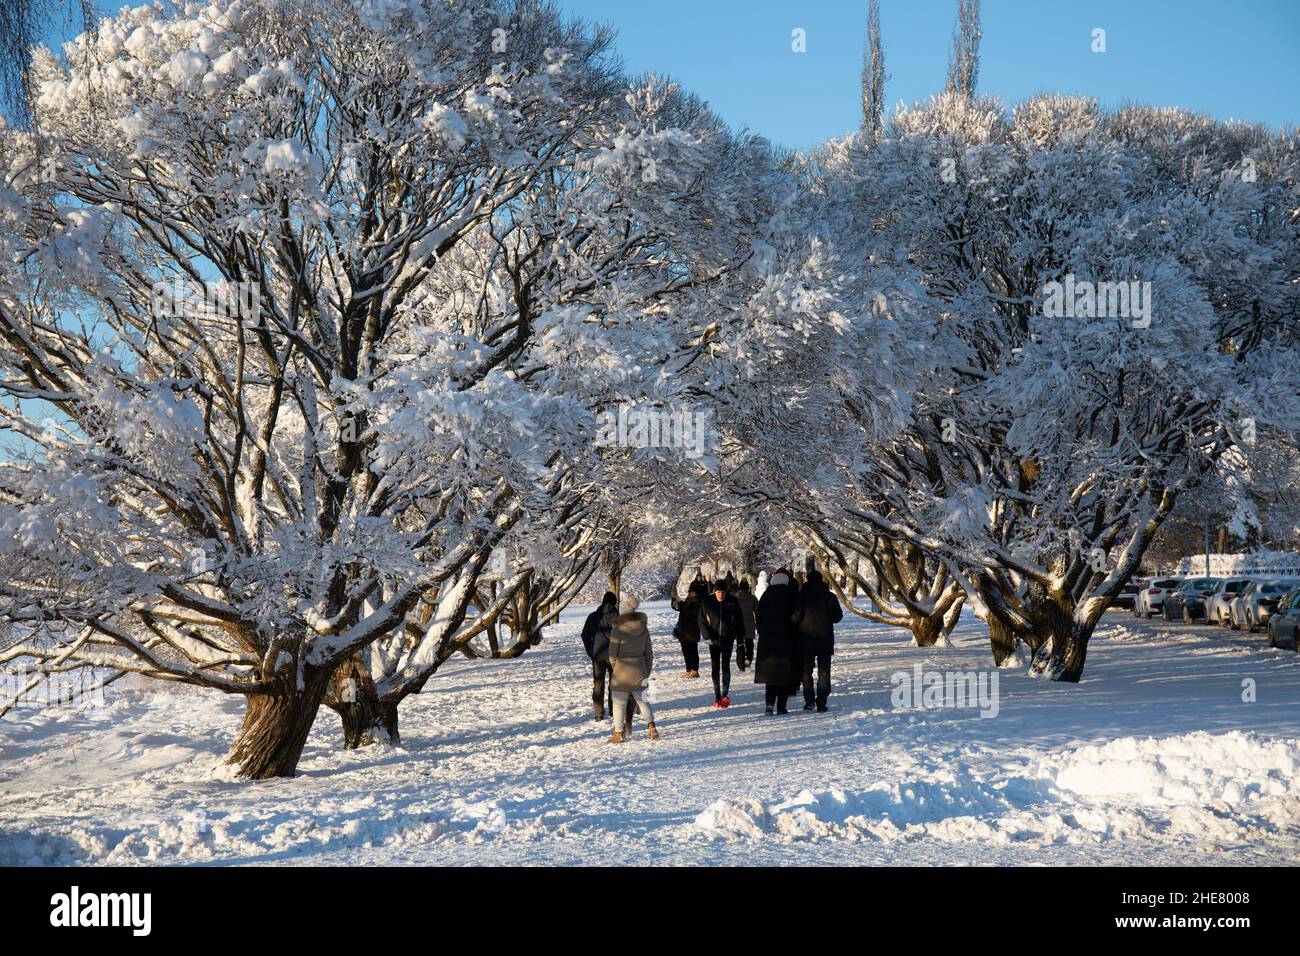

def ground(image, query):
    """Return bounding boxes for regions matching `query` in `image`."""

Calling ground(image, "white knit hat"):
[619,595,640,615]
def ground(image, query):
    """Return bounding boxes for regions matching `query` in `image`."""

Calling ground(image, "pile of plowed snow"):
[1034,731,1297,805]
[690,731,1300,847]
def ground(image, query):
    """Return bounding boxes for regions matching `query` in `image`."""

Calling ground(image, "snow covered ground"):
[2,601,1299,866]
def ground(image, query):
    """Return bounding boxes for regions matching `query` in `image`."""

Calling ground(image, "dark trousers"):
[679,639,699,672]
[801,653,831,708]
[765,685,789,712]
[592,660,612,716]
[710,643,732,699]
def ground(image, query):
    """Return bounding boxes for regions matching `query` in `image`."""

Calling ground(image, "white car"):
[1231,579,1300,632]
[1134,577,1182,619]
[1205,577,1253,627]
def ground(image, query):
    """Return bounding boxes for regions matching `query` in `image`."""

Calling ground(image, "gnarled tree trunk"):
[1047,622,1090,683]
[987,614,1019,666]
[227,668,332,779]
[327,656,400,749]
[909,611,944,647]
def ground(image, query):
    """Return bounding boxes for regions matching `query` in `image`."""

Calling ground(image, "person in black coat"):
[733,579,757,671]
[753,569,804,715]
[795,568,843,711]
[699,582,745,707]
[670,584,704,677]
[580,591,619,719]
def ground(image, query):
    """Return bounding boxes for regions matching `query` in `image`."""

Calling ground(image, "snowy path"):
[2,603,1299,865]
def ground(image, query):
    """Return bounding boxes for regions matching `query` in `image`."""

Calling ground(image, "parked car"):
[1229,582,1254,629]
[1267,587,1300,649]
[1162,577,1220,622]
[1205,577,1253,627]
[1134,577,1182,619]
[1232,579,1300,633]
[1113,579,1143,611]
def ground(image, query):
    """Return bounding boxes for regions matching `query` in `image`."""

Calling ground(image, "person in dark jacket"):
[795,568,843,711]
[753,569,803,714]
[733,579,757,670]
[580,591,619,719]
[670,584,703,677]
[699,582,745,707]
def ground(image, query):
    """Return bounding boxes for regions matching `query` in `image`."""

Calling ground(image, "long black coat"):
[796,576,843,658]
[581,601,617,662]
[699,593,744,648]
[734,590,757,640]
[753,582,803,686]
[671,593,702,643]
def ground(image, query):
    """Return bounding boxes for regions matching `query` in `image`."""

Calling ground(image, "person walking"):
[734,579,757,671]
[795,568,843,712]
[753,568,803,715]
[699,580,745,708]
[607,595,660,743]
[670,582,704,678]
[580,591,619,719]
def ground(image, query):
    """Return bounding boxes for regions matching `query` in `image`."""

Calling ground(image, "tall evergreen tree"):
[944,0,981,99]
[860,0,886,137]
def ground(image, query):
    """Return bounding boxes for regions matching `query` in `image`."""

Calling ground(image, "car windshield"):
[1261,583,1295,594]
[1224,580,1249,593]
[1152,579,1180,588]
[1186,579,1218,591]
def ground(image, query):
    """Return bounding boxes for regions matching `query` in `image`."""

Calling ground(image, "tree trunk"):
[987,615,1019,666]
[1026,583,1062,655]
[1048,622,1090,683]
[328,655,400,749]
[227,670,331,779]
[1027,587,1079,678]
[336,694,400,748]
[941,595,965,634]
[909,612,944,647]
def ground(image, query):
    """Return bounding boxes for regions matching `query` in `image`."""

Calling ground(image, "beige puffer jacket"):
[608,611,653,692]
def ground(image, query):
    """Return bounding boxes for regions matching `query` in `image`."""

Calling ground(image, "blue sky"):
[77,1,1300,148]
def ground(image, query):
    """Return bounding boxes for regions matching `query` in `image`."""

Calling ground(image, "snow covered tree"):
[814,94,1300,679]
[944,0,979,101]
[0,0,783,773]
[0,0,96,125]
[859,0,885,139]
[0,0,804,765]
[809,528,965,647]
